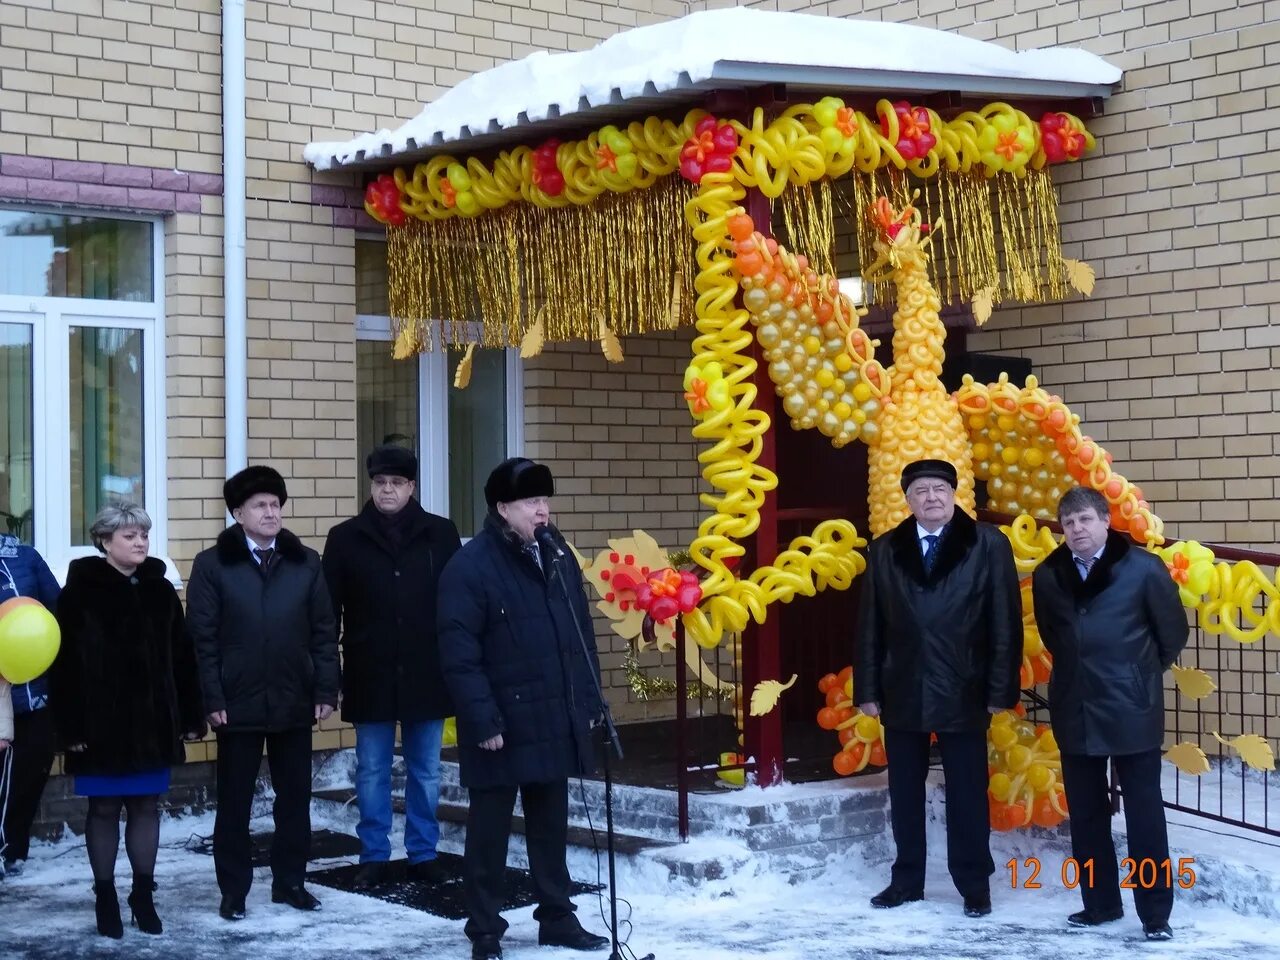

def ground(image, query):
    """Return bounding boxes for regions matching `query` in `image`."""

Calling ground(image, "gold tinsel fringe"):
[777,181,836,277]
[387,177,696,351]
[846,168,1068,310]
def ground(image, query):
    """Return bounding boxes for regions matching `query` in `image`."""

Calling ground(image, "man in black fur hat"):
[438,457,608,960]
[323,445,462,888]
[1033,486,1187,941]
[187,465,339,921]
[855,458,1022,918]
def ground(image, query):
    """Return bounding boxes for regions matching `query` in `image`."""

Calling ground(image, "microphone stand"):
[541,529,654,960]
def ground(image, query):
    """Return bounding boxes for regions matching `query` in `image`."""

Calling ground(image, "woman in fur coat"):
[50,502,205,939]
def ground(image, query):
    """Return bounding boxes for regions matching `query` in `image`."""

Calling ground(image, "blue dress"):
[74,769,172,797]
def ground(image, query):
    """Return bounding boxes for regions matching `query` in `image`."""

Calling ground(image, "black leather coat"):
[855,509,1023,733]
[1032,531,1188,756]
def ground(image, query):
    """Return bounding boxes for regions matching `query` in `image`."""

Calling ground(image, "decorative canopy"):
[305,8,1120,172]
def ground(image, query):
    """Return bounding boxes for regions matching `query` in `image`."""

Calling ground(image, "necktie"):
[525,541,542,572]
[922,534,939,573]
[254,547,274,573]
[1076,555,1095,579]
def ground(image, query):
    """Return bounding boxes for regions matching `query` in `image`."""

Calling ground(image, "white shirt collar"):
[1072,543,1106,566]
[247,534,277,559]
[916,523,945,541]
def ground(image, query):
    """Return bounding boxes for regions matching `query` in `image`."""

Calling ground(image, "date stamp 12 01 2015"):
[1006,857,1197,890]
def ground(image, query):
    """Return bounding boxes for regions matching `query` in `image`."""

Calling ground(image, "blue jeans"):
[355,720,444,864]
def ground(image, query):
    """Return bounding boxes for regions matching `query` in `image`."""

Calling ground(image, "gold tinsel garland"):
[387,175,696,351]
[623,653,734,702]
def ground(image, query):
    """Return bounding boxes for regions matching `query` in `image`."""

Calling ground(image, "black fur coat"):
[51,556,205,776]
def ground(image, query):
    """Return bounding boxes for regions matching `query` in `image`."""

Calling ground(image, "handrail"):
[976,509,1280,567]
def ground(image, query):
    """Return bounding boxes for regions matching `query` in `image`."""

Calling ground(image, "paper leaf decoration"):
[971,286,995,326]
[520,309,546,359]
[565,539,590,571]
[1064,258,1096,296]
[1171,664,1216,701]
[749,673,798,717]
[1212,732,1276,772]
[392,323,421,360]
[453,342,477,389]
[599,319,624,363]
[1164,741,1209,776]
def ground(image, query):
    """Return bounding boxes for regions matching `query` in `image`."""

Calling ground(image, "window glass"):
[448,346,506,537]
[355,238,389,316]
[0,323,34,542]
[355,339,419,501]
[0,211,153,301]
[69,326,146,544]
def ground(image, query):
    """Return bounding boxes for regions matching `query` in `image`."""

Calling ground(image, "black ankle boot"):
[94,883,124,939]
[128,874,163,934]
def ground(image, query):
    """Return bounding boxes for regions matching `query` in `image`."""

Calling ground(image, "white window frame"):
[355,312,524,521]
[0,206,167,577]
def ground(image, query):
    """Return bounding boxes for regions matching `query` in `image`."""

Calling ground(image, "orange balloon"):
[833,751,857,776]
[846,740,867,767]
[817,672,839,694]
[0,597,40,618]
[817,707,839,730]
[1003,803,1027,832]
[869,741,887,766]
[1032,658,1052,684]
[825,686,845,708]
[838,728,855,746]
[836,665,853,686]
[1032,794,1062,829]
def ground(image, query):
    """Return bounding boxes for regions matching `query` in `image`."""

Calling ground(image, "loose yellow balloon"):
[0,603,61,684]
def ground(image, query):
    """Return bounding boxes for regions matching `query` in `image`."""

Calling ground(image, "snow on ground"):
[1162,757,1280,834]
[2,785,1277,960]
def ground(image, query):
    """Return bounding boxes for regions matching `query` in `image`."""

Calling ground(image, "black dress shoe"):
[963,894,992,918]
[406,858,448,884]
[1067,906,1123,927]
[471,936,503,959]
[870,884,924,908]
[538,923,610,950]
[219,895,246,921]
[271,884,321,911]
[1143,921,1174,941]
[351,863,387,889]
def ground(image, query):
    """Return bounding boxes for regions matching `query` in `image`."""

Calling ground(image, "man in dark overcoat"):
[855,458,1022,918]
[187,466,339,921]
[323,444,461,887]
[1032,486,1188,941]
[438,457,608,960]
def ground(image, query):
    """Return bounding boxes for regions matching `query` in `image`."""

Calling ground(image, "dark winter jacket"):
[1032,531,1188,756]
[0,535,61,715]
[323,499,461,723]
[49,556,205,776]
[855,509,1022,733]
[437,514,604,790]
[187,526,339,733]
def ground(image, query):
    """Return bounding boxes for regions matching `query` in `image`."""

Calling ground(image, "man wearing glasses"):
[323,444,462,887]
[855,458,1022,919]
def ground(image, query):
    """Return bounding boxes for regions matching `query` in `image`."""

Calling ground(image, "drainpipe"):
[222,0,247,480]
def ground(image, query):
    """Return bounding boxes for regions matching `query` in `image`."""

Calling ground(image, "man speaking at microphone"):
[438,457,609,960]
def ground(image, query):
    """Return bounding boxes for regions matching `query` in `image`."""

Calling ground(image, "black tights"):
[85,795,160,886]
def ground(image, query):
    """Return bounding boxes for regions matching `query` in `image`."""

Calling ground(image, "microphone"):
[534,523,565,559]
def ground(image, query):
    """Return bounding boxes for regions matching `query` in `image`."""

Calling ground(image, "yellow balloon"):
[1027,763,1052,791]
[988,772,1012,802]
[1006,743,1033,773]
[0,603,60,684]
[990,724,1018,751]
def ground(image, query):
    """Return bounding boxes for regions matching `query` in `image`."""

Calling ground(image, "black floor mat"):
[189,828,364,866]
[306,853,603,919]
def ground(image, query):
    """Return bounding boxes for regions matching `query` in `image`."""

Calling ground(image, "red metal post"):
[741,186,784,788]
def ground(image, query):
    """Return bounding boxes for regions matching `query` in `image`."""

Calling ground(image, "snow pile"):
[304,7,1122,170]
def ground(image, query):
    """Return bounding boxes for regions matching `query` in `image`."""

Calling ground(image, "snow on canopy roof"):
[304,7,1122,172]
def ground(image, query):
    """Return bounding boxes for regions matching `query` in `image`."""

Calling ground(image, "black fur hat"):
[900,458,958,492]
[224,465,288,511]
[484,457,554,509]
[366,444,417,480]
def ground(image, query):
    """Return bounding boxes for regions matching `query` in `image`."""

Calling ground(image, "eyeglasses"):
[372,476,412,489]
